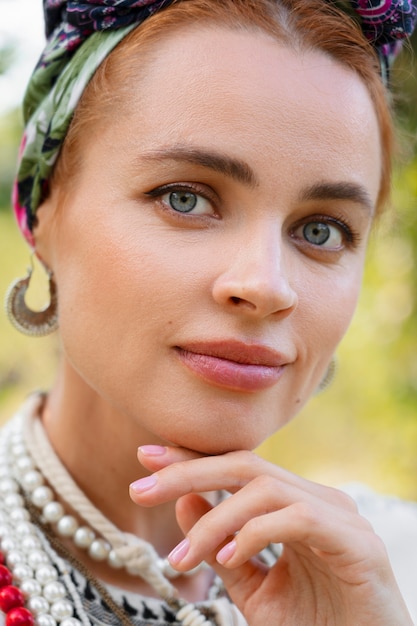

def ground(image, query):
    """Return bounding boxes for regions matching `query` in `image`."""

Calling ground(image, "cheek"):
[298,263,364,360]
[279,263,364,415]
[51,224,145,369]
[51,210,204,380]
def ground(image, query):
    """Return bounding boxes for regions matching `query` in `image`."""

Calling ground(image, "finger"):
[176,493,214,535]
[173,493,268,606]
[215,502,384,583]
[168,494,218,571]
[172,495,383,588]
[130,450,356,512]
[129,451,253,504]
[164,476,365,572]
[137,444,205,472]
[173,493,234,567]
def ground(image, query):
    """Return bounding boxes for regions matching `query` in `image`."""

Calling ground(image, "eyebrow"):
[300,181,374,214]
[140,145,374,213]
[141,145,258,187]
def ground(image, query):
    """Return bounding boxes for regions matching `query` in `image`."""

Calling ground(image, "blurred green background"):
[0,33,416,499]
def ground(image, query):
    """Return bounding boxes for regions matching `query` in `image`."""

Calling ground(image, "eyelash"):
[145,184,362,249]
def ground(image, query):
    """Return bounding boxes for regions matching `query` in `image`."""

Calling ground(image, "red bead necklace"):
[0,553,34,626]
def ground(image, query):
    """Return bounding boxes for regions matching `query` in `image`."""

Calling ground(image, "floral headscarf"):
[14,0,176,246]
[13,0,417,246]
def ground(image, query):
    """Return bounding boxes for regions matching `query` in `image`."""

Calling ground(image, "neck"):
[41,359,183,556]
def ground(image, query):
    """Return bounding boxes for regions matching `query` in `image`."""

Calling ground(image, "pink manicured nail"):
[139,445,167,456]
[130,475,157,493]
[216,540,237,565]
[168,538,190,565]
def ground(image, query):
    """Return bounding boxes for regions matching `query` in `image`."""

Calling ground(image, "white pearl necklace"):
[0,401,214,626]
[17,458,203,580]
[0,424,86,626]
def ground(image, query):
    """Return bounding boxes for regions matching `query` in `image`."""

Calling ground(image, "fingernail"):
[216,540,237,565]
[130,475,157,493]
[139,445,167,456]
[168,538,190,565]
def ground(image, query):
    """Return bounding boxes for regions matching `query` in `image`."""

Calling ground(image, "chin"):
[165,426,267,456]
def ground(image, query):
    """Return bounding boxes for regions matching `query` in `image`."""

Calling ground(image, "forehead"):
[97,26,382,201]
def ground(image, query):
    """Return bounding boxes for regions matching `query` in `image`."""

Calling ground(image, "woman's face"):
[37,26,381,453]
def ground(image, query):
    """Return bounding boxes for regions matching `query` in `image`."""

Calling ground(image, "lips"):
[174,340,287,392]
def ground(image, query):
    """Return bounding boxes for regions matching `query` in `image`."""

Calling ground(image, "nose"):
[211,228,298,319]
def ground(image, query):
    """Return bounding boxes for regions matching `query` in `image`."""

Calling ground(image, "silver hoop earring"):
[316,357,337,394]
[4,264,58,337]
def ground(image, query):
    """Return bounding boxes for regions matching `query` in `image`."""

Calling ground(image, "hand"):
[130,447,412,626]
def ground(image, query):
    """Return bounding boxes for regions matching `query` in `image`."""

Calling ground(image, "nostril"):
[229,296,256,311]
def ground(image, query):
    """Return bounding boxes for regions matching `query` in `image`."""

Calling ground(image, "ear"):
[32,190,60,271]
